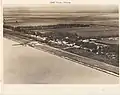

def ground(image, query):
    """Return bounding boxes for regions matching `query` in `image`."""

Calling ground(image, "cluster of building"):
[34,34,113,56]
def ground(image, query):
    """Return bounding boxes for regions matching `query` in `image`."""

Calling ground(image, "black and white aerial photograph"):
[3,4,119,84]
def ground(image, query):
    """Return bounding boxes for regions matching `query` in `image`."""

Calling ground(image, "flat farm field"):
[4,11,119,38]
[47,26,118,37]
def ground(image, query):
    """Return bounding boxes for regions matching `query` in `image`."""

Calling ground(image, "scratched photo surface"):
[3,5,119,84]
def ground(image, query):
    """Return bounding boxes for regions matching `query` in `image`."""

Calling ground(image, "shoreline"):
[3,33,119,77]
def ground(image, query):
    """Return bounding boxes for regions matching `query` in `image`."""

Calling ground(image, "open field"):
[4,38,119,84]
[4,14,118,27]
[4,7,118,27]
[4,11,119,38]
[46,27,118,37]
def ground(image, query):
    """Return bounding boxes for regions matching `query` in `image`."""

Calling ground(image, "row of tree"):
[12,23,90,30]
